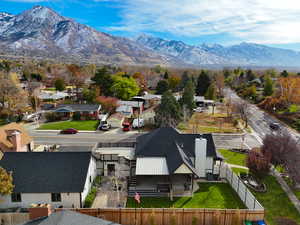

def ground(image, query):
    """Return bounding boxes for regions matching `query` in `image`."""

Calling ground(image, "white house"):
[128,127,223,196]
[0,152,97,208]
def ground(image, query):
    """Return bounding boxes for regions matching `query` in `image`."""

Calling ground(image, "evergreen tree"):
[280,70,289,77]
[263,76,273,96]
[179,79,195,111]
[205,83,216,100]
[196,70,210,96]
[163,71,169,79]
[91,66,114,96]
[178,71,190,90]
[156,80,169,94]
[155,91,182,127]
[246,69,256,81]
[54,78,65,91]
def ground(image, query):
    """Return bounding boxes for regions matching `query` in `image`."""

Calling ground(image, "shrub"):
[246,148,270,179]
[72,112,81,121]
[84,187,97,208]
[288,104,299,113]
[45,112,60,122]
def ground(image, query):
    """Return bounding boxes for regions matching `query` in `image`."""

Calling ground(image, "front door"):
[107,164,115,176]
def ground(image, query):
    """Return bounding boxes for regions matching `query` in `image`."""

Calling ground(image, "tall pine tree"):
[179,79,195,111]
[155,91,182,127]
[196,70,211,96]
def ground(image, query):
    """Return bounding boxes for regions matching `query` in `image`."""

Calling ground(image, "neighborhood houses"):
[1,61,298,225]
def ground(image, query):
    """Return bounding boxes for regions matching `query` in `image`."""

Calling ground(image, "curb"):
[35,129,99,133]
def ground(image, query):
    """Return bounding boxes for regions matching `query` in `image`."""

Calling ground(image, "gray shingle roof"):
[0,152,92,193]
[21,210,120,225]
[135,127,217,174]
[55,104,100,112]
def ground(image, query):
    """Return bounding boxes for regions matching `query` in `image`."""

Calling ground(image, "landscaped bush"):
[288,104,299,113]
[45,112,60,122]
[72,112,81,121]
[84,187,97,208]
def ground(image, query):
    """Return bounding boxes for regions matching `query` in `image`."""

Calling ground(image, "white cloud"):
[108,0,300,44]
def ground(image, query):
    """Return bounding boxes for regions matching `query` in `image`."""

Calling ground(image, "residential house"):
[116,101,143,117]
[53,104,101,120]
[38,91,69,101]
[95,127,222,197]
[0,123,34,153]
[129,127,222,196]
[0,152,97,208]
[22,207,120,225]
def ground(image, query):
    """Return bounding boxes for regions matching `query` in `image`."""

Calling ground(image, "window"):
[51,193,61,202]
[11,193,21,202]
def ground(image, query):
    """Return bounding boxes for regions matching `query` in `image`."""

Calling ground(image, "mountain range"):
[1,5,300,68]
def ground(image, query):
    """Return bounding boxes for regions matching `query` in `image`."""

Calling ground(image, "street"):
[28,129,143,147]
[225,88,300,144]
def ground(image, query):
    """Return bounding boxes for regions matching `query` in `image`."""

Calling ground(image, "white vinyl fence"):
[220,164,264,210]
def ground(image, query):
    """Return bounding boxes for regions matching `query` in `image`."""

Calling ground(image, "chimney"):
[195,137,207,178]
[29,204,52,220]
[10,130,22,152]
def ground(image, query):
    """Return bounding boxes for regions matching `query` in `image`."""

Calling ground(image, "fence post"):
[253,198,256,210]
[237,178,240,194]
[244,189,248,207]
[231,170,233,184]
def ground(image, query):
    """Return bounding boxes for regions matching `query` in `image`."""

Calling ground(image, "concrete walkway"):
[92,193,108,208]
[272,169,300,214]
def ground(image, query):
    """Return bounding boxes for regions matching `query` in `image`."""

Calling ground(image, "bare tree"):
[232,101,250,128]
[261,132,300,187]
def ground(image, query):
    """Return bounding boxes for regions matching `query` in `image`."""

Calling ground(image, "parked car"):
[193,107,204,113]
[60,128,78,134]
[122,122,131,132]
[269,122,280,130]
[132,118,144,129]
[99,121,111,131]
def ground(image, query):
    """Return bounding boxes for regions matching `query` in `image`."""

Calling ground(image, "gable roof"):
[135,127,217,176]
[0,152,92,193]
[55,104,100,112]
[0,123,32,150]
[22,210,120,225]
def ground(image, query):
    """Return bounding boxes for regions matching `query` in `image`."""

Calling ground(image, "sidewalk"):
[272,169,300,214]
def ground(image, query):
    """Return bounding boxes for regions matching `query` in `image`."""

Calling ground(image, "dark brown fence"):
[55,208,264,225]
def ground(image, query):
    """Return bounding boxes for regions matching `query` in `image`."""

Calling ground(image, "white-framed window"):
[11,193,21,202]
[51,193,61,202]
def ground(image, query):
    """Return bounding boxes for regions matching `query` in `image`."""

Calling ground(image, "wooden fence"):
[55,208,264,225]
[0,213,29,225]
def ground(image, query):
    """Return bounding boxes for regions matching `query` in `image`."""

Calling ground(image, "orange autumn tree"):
[0,167,14,196]
[278,77,300,107]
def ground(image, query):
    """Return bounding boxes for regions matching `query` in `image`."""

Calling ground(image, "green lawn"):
[127,183,245,209]
[232,167,249,175]
[218,149,247,167]
[38,120,99,131]
[251,176,300,225]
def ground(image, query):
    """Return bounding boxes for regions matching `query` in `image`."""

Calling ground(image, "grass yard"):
[178,112,241,134]
[251,176,300,225]
[232,167,249,175]
[38,120,99,131]
[127,183,245,209]
[218,149,247,167]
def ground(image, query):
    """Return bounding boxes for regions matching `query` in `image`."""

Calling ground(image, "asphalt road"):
[225,88,300,144]
[28,129,143,147]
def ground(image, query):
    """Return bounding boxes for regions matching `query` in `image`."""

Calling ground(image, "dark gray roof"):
[55,104,100,112]
[135,127,217,174]
[57,146,94,152]
[0,152,92,193]
[21,210,120,225]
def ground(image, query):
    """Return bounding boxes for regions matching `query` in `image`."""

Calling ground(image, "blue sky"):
[2,0,300,50]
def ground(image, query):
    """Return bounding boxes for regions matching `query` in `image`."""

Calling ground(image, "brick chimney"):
[10,130,22,152]
[29,204,52,220]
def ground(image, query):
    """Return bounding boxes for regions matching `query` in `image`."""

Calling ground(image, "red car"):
[122,122,131,132]
[60,128,78,134]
